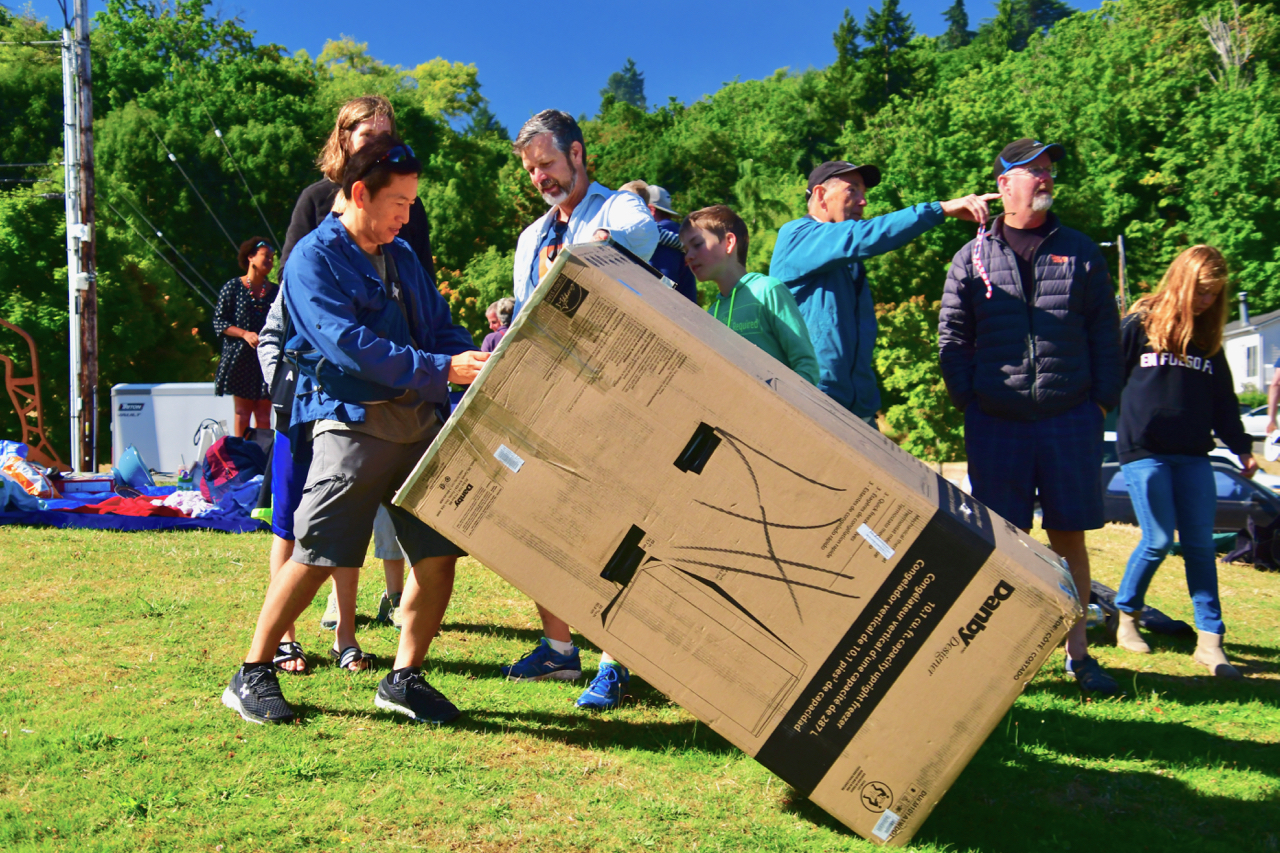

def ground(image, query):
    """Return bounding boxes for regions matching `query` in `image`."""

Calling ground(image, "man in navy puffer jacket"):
[939,138,1123,695]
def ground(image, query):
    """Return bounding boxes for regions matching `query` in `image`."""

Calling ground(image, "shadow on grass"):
[440,622,545,645]
[780,705,1279,852]
[452,708,738,755]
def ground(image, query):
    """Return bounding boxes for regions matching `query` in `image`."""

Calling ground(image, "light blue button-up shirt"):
[512,181,658,311]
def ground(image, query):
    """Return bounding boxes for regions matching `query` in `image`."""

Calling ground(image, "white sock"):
[545,637,574,655]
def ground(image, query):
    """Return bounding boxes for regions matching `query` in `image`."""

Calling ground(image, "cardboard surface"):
[396,244,1081,845]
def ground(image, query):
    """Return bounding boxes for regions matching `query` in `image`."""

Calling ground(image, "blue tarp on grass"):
[0,479,268,534]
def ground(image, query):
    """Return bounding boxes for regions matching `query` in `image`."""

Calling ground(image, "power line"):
[0,163,64,168]
[142,118,238,252]
[102,199,215,309]
[195,91,280,247]
[114,190,220,302]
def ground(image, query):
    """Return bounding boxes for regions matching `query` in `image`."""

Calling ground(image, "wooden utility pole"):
[60,0,96,471]
[76,0,97,471]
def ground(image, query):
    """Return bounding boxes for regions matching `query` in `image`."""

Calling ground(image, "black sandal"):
[273,641,308,674]
[328,645,373,673]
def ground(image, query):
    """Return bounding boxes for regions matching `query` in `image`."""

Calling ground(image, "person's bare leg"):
[392,556,457,669]
[536,604,573,644]
[245,559,333,664]
[252,399,272,430]
[330,566,365,669]
[268,535,304,671]
[232,396,252,437]
[383,558,405,596]
[1046,529,1091,662]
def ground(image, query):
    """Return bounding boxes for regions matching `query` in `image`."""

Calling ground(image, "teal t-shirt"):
[708,272,820,385]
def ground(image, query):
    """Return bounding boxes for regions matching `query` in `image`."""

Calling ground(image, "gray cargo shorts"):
[291,429,461,568]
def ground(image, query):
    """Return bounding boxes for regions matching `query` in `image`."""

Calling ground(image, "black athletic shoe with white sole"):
[222,664,296,724]
[375,669,460,724]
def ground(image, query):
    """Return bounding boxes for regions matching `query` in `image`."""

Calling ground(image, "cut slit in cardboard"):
[396,243,1081,846]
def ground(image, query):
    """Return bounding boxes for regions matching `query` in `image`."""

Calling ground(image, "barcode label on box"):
[871,809,900,840]
[857,523,895,560]
[494,444,524,473]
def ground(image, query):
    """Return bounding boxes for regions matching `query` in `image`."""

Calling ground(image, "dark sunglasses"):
[378,143,415,164]
[546,218,570,263]
[254,240,272,252]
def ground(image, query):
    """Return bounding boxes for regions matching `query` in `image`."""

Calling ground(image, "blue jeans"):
[1116,455,1223,634]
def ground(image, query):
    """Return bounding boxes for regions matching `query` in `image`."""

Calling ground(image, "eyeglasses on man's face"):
[1009,165,1057,180]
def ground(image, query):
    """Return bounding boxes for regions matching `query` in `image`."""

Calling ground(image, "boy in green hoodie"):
[680,205,820,385]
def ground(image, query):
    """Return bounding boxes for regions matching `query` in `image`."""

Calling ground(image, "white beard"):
[541,170,578,208]
[1032,192,1054,213]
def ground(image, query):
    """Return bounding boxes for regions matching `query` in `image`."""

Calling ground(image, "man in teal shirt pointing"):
[680,205,819,385]
[770,160,998,425]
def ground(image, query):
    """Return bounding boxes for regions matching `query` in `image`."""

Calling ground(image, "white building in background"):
[1222,298,1280,394]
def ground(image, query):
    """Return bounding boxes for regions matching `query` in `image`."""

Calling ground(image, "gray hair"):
[512,109,586,161]
[494,297,516,326]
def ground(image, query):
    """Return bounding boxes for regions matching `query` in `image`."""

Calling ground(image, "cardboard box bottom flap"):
[397,244,1081,845]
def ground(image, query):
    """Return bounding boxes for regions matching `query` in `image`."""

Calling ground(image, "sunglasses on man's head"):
[378,144,415,165]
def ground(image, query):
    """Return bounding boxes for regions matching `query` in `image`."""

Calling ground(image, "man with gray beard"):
[510,110,657,314]
[939,139,1123,696]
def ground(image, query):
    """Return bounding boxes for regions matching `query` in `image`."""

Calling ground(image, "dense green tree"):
[600,58,646,111]
[941,0,975,50]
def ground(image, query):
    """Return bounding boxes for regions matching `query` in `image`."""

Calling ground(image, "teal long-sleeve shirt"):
[770,203,945,417]
[708,272,820,386]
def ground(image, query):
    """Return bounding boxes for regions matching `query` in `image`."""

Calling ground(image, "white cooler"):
[110,383,237,473]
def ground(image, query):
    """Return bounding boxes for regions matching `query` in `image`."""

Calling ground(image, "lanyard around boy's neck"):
[712,284,738,327]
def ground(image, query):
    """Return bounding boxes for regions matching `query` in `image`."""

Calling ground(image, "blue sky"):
[27,1,1101,133]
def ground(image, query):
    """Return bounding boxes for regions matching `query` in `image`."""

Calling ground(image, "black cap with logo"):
[993,138,1065,180]
[806,160,882,198]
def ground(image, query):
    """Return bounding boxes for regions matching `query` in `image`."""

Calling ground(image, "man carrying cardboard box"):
[222,135,489,725]
[938,138,1123,695]
[501,110,660,710]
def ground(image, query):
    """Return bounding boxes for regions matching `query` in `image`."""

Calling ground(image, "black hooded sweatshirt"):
[1116,312,1252,465]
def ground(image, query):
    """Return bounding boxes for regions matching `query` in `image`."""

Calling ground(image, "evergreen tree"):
[463,102,509,140]
[600,58,646,110]
[941,0,974,50]
[861,0,918,106]
[1011,0,1075,49]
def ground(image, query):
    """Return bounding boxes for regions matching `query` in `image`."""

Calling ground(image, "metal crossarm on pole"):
[143,118,239,252]
[195,92,280,246]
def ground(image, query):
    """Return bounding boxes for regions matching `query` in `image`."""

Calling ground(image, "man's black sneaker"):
[375,669,461,724]
[222,664,296,724]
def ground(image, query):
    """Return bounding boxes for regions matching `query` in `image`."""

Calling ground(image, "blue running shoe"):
[575,663,629,710]
[500,639,582,682]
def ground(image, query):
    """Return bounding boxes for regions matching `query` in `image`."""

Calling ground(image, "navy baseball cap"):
[993,139,1065,179]
[806,160,881,198]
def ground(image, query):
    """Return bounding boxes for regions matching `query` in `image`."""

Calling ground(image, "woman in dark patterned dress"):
[213,237,277,436]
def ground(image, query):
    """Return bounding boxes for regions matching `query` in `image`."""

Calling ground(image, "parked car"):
[1102,431,1280,493]
[1101,461,1280,532]
[1238,405,1271,440]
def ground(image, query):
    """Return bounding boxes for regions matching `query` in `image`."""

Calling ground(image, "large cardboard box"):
[395,244,1081,845]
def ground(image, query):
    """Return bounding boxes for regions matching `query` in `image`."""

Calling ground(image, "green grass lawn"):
[0,522,1276,852]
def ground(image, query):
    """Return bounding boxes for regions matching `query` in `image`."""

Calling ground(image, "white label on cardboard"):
[871,809,900,841]
[494,444,524,474]
[857,523,895,560]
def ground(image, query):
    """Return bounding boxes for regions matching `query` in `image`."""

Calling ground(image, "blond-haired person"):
[280,94,434,277]
[1112,245,1252,679]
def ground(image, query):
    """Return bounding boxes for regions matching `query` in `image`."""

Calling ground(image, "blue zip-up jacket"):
[770,202,945,418]
[938,213,1122,421]
[283,213,476,428]
[652,218,699,303]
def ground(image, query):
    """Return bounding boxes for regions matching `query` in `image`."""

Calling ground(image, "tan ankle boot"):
[1115,611,1150,653]
[1192,631,1243,680]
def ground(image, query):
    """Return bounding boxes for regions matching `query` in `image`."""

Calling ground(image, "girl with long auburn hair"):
[1113,245,1252,679]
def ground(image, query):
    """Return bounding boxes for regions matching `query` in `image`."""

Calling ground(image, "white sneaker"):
[320,588,339,630]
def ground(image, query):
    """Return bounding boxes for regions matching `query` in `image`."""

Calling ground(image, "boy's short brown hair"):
[680,205,749,265]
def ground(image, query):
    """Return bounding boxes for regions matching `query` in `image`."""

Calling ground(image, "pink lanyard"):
[973,223,994,299]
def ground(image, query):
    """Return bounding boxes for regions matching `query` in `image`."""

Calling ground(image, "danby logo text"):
[958,580,1016,647]
[453,483,473,508]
